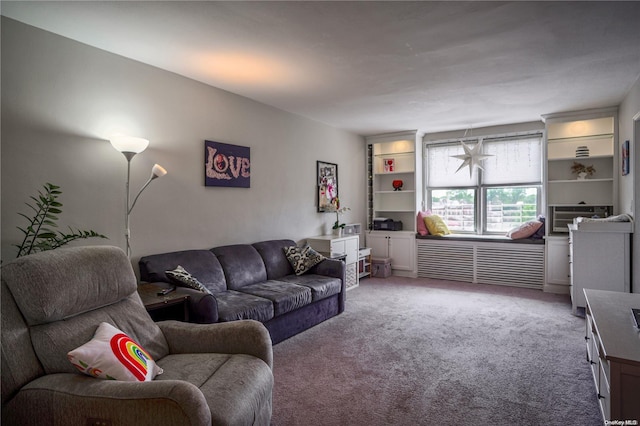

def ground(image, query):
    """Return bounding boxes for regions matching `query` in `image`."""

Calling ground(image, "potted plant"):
[331,197,350,236]
[13,183,107,258]
[571,162,596,180]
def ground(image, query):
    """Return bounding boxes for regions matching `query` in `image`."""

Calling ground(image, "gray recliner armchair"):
[1,246,273,426]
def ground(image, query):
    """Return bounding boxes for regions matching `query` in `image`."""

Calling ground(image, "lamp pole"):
[110,135,166,258]
[123,152,136,258]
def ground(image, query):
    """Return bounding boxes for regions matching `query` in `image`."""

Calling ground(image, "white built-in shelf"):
[373,170,414,176]
[548,178,613,184]
[548,203,613,207]
[374,190,416,194]
[548,154,613,162]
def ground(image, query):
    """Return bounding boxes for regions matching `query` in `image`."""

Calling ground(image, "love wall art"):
[204,140,251,188]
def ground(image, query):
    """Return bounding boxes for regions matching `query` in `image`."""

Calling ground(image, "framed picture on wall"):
[317,161,338,212]
[622,140,630,176]
[204,140,251,188]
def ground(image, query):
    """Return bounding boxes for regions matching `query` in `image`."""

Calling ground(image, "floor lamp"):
[110,135,167,258]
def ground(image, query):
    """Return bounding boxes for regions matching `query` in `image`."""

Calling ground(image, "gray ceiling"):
[3,1,640,136]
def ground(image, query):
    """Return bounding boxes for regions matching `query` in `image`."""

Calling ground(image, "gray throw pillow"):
[283,245,326,276]
[165,265,212,294]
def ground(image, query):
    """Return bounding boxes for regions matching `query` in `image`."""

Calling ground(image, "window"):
[424,133,542,234]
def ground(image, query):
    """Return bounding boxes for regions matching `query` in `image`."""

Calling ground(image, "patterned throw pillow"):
[165,265,212,294]
[283,245,326,276]
[67,322,163,382]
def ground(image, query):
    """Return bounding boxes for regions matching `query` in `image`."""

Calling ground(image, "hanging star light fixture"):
[451,139,493,178]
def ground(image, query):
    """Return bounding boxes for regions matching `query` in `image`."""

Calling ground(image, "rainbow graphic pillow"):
[67,322,163,382]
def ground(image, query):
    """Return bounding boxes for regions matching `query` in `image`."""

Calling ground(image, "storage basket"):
[371,257,392,278]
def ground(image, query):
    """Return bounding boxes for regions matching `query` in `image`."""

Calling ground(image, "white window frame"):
[424,132,543,235]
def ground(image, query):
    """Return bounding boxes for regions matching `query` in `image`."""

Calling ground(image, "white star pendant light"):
[451,140,493,178]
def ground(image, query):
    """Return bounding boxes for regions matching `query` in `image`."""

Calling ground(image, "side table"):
[137,283,190,322]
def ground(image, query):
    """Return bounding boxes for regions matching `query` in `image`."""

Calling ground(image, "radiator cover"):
[417,239,544,289]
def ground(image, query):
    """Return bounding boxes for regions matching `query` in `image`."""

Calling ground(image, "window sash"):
[424,132,543,234]
[482,137,542,185]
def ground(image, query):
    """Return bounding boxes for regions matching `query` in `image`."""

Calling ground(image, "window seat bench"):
[416,234,545,289]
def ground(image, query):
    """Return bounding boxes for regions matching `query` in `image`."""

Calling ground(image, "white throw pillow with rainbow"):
[67,322,163,381]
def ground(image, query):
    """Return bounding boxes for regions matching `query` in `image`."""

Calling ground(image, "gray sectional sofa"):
[139,239,346,344]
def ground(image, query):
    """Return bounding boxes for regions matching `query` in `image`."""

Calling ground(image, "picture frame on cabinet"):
[317,161,338,212]
[384,158,395,172]
[622,140,630,176]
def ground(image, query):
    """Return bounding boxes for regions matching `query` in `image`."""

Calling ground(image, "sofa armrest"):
[149,282,219,323]
[3,373,210,426]
[310,258,345,281]
[157,320,273,369]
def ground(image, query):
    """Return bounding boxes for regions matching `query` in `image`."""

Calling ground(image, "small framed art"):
[317,161,338,212]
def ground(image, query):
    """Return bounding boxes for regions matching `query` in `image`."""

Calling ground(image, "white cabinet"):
[545,236,571,291]
[568,224,632,314]
[365,231,415,276]
[307,234,359,290]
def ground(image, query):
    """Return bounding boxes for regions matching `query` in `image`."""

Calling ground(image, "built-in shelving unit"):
[542,108,619,294]
[371,143,417,228]
[543,113,617,235]
[365,131,423,277]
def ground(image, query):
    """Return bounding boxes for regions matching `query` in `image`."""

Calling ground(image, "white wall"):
[1,18,365,268]
[618,74,640,293]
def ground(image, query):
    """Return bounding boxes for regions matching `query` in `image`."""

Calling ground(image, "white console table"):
[584,289,640,423]
[307,234,359,290]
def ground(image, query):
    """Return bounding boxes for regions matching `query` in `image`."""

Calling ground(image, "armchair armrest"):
[157,320,273,369]
[3,373,210,426]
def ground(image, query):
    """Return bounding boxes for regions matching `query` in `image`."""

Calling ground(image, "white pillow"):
[67,322,163,381]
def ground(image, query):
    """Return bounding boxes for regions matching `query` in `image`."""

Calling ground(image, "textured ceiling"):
[3,1,640,136]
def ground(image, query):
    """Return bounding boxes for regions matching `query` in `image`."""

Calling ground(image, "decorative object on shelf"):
[622,140,630,176]
[13,183,107,258]
[111,134,168,257]
[392,179,403,191]
[331,197,350,236]
[451,140,493,178]
[575,145,590,158]
[384,158,395,173]
[317,160,338,212]
[571,161,595,180]
[204,140,250,188]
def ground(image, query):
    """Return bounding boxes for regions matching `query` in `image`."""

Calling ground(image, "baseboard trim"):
[544,283,570,294]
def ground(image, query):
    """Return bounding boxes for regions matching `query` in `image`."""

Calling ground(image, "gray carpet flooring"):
[271,276,603,426]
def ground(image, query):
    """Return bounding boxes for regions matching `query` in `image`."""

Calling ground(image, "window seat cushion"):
[415,234,545,244]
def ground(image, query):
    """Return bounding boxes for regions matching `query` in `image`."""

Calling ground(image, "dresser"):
[568,222,632,314]
[584,289,640,423]
[307,234,359,290]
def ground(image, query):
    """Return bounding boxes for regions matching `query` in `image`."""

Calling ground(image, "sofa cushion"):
[252,239,297,279]
[211,245,267,290]
[156,352,273,426]
[276,274,342,302]
[238,281,312,316]
[214,290,274,322]
[139,250,227,293]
